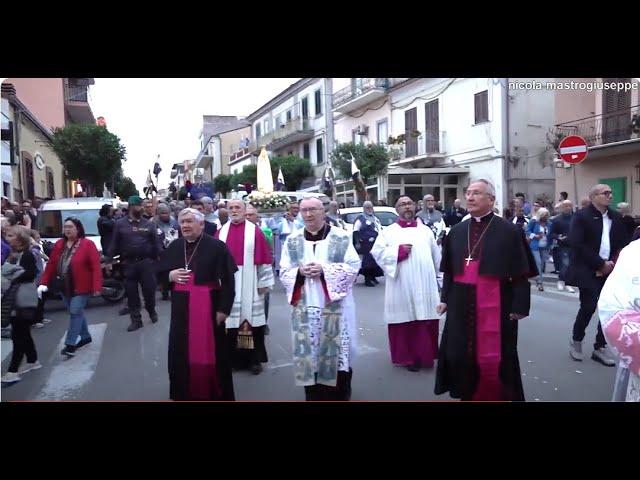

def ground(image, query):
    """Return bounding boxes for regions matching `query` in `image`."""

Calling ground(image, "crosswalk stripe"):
[35,323,107,400]
[1,339,13,364]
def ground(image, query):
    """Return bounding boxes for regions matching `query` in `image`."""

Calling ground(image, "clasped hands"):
[300,262,323,278]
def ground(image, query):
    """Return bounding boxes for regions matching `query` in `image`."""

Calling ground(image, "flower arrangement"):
[246,191,289,211]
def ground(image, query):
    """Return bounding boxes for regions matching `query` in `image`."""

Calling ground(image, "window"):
[24,156,35,201]
[263,119,269,134]
[376,119,388,145]
[46,167,55,198]
[474,90,489,124]
[286,110,292,122]
[424,100,439,153]
[301,97,309,119]
[38,209,101,238]
[316,138,323,164]
[275,115,282,129]
[404,108,418,157]
[314,89,322,116]
[255,123,261,139]
[287,150,294,156]
[303,143,310,160]
[352,129,359,145]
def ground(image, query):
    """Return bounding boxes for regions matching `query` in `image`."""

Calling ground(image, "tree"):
[230,165,257,191]
[270,155,312,191]
[214,174,233,197]
[329,142,390,182]
[52,123,126,196]
[114,176,139,199]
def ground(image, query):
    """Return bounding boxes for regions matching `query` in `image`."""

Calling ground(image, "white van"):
[37,197,120,253]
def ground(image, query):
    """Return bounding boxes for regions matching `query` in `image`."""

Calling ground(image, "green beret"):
[128,195,143,206]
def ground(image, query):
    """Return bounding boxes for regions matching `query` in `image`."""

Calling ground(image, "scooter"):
[101,255,126,303]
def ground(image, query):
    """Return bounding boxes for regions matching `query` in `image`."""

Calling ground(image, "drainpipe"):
[13,102,23,202]
[502,77,510,213]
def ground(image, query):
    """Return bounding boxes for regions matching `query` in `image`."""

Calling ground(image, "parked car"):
[37,197,122,253]
[339,206,399,233]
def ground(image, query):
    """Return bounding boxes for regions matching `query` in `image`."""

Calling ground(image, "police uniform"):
[109,197,161,330]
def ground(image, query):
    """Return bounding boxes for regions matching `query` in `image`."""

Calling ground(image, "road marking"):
[1,339,13,363]
[35,323,107,400]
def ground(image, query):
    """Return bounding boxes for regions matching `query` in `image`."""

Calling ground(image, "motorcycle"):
[101,255,126,303]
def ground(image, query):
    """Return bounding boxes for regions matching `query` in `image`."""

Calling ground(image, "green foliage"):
[114,177,139,199]
[52,124,126,195]
[106,168,139,199]
[270,155,312,191]
[230,164,258,190]
[214,174,233,197]
[329,142,390,182]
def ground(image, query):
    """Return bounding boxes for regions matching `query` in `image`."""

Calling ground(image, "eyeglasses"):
[300,208,323,214]
[397,201,414,208]
[598,191,613,196]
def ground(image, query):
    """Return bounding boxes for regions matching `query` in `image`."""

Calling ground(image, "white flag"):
[350,153,360,176]
[277,167,285,185]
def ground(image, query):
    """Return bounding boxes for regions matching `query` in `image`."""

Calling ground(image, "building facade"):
[552,77,640,216]
[1,84,68,202]
[246,78,333,189]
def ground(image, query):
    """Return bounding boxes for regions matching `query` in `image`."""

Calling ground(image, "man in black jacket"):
[566,184,630,366]
[444,199,467,227]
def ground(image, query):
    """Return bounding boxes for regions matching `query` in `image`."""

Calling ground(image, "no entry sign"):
[558,135,588,164]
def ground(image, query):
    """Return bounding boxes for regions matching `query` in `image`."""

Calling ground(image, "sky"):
[88,78,300,193]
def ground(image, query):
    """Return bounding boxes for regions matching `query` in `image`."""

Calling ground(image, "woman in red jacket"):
[40,217,102,357]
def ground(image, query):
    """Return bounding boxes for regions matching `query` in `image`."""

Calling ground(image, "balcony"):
[333,78,389,114]
[256,117,314,151]
[551,105,640,149]
[388,131,447,165]
[64,79,95,124]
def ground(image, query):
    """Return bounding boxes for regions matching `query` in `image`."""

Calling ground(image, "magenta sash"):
[174,274,221,399]
[454,260,504,401]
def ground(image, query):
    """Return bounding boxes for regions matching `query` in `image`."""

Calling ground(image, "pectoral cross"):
[465,254,473,266]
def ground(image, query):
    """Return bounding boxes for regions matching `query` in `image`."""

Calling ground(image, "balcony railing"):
[256,117,313,149]
[67,85,88,102]
[387,131,446,162]
[552,105,640,148]
[333,78,389,109]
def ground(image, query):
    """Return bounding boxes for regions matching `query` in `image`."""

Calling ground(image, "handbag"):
[352,230,364,255]
[15,281,38,309]
[50,275,65,294]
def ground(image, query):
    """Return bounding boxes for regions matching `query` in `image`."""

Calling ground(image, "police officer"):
[109,195,161,331]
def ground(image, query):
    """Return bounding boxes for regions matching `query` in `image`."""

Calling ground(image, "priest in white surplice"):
[216,199,274,375]
[371,196,442,372]
[280,198,361,400]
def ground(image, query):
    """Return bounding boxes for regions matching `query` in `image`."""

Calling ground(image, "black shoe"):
[373,278,380,284]
[118,307,130,316]
[61,345,77,357]
[127,320,143,332]
[264,325,270,335]
[406,361,420,372]
[250,363,263,375]
[76,337,92,349]
[149,312,159,324]
[365,280,375,287]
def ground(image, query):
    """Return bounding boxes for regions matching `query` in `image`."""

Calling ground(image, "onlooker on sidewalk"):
[550,200,575,293]
[1,226,41,384]
[527,208,553,291]
[566,184,629,367]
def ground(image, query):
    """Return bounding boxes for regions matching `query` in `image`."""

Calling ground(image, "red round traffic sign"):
[558,135,588,164]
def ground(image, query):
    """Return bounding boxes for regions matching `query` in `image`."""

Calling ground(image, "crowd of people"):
[1,184,638,402]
